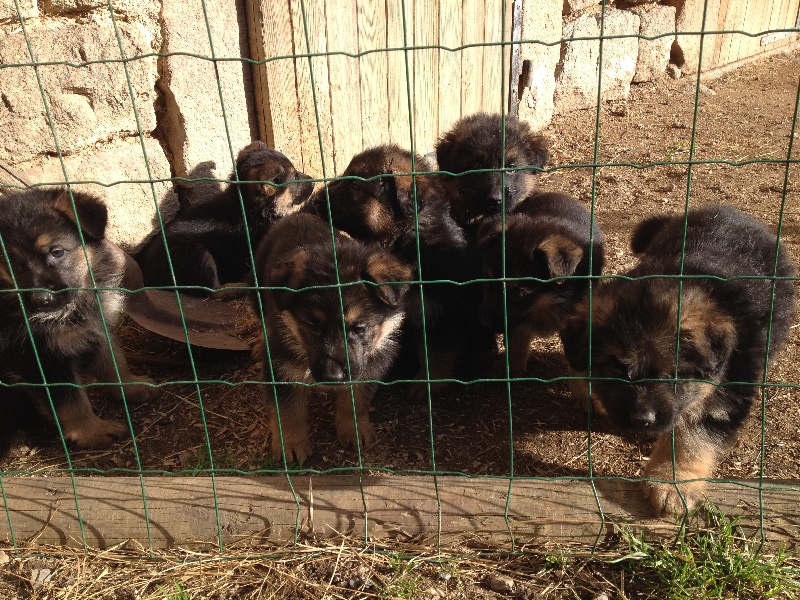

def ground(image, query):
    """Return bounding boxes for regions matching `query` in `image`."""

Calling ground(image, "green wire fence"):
[0,0,799,558]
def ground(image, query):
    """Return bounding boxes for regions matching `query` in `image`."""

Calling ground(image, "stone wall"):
[0,0,256,252]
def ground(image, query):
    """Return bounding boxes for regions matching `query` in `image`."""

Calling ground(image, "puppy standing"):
[252,212,413,461]
[436,113,549,235]
[477,192,605,376]
[304,144,495,388]
[0,188,159,458]
[561,204,796,515]
[137,141,313,294]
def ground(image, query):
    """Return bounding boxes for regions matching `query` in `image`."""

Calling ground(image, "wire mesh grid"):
[0,0,799,556]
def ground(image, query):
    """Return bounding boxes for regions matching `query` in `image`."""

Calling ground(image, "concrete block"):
[0,16,157,164]
[0,0,37,22]
[664,0,721,73]
[632,5,676,82]
[554,9,640,113]
[18,137,178,253]
[517,0,561,130]
[158,0,257,205]
[40,0,158,16]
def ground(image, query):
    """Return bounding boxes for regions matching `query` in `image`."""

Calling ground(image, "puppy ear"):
[525,135,550,170]
[364,251,413,307]
[537,235,583,279]
[267,247,308,309]
[560,306,590,372]
[54,190,108,241]
[680,306,737,377]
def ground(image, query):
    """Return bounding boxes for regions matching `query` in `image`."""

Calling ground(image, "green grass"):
[378,556,423,599]
[614,506,800,599]
[156,581,192,600]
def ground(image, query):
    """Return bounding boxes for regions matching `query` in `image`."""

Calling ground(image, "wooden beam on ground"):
[1,475,798,551]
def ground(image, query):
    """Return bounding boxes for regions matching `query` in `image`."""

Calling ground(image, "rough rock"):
[158,0,257,205]
[488,574,515,594]
[0,0,37,22]
[17,136,178,252]
[0,16,157,164]
[632,4,676,82]
[664,0,722,73]
[554,9,640,113]
[563,0,598,15]
[517,0,561,131]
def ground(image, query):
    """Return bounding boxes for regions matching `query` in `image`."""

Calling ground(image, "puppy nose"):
[630,408,656,428]
[319,358,346,382]
[30,290,55,308]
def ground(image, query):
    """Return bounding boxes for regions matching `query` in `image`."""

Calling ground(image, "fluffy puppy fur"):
[0,188,160,458]
[436,113,549,234]
[304,144,495,389]
[477,192,605,376]
[137,141,313,294]
[251,212,413,461]
[561,204,796,515]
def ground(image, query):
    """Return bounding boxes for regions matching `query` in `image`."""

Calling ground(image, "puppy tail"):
[631,214,673,255]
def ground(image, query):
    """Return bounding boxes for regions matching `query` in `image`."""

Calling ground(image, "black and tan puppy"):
[252,212,413,461]
[304,144,495,389]
[477,192,605,376]
[0,188,160,458]
[561,204,796,515]
[436,113,549,234]
[137,141,313,294]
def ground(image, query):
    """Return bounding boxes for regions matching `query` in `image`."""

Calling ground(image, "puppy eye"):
[349,323,367,336]
[512,286,532,299]
[50,248,65,259]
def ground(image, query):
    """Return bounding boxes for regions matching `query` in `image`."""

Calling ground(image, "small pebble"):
[488,573,515,593]
[425,587,446,597]
[592,593,610,600]
[30,568,52,586]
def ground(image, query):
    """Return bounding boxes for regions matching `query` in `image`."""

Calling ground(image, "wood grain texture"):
[290,0,333,177]
[326,0,363,173]
[386,0,414,147]
[2,475,798,550]
[357,0,389,151]
[438,0,463,136]
[412,1,439,155]
[461,0,485,116]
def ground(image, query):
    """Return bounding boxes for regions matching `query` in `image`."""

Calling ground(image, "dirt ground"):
[7,49,799,486]
[2,46,800,600]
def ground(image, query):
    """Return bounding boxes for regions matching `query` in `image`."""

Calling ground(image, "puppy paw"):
[270,432,312,464]
[643,479,706,516]
[336,418,377,451]
[121,376,162,404]
[66,417,127,449]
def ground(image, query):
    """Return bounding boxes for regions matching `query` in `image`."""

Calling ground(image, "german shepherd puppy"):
[436,113,549,234]
[0,188,160,458]
[477,192,605,376]
[304,144,495,390]
[252,212,413,461]
[137,141,313,294]
[561,204,796,515]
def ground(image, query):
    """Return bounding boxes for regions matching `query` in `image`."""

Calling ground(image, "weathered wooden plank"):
[357,0,389,151]
[2,475,798,550]
[326,0,363,174]
[244,0,273,144]
[248,0,304,165]
[712,0,734,68]
[413,1,439,155]
[438,0,462,137]
[386,0,414,147]
[482,0,505,114]
[461,0,485,117]
[290,0,333,177]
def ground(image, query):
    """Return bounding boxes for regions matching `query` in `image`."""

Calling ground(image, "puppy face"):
[0,189,108,324]
[477,215,587,336]
[318,144,438,245]
[436,113,549,227]
[267,239,412,384]
[562,281,736,433]
[236,141,314,221]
